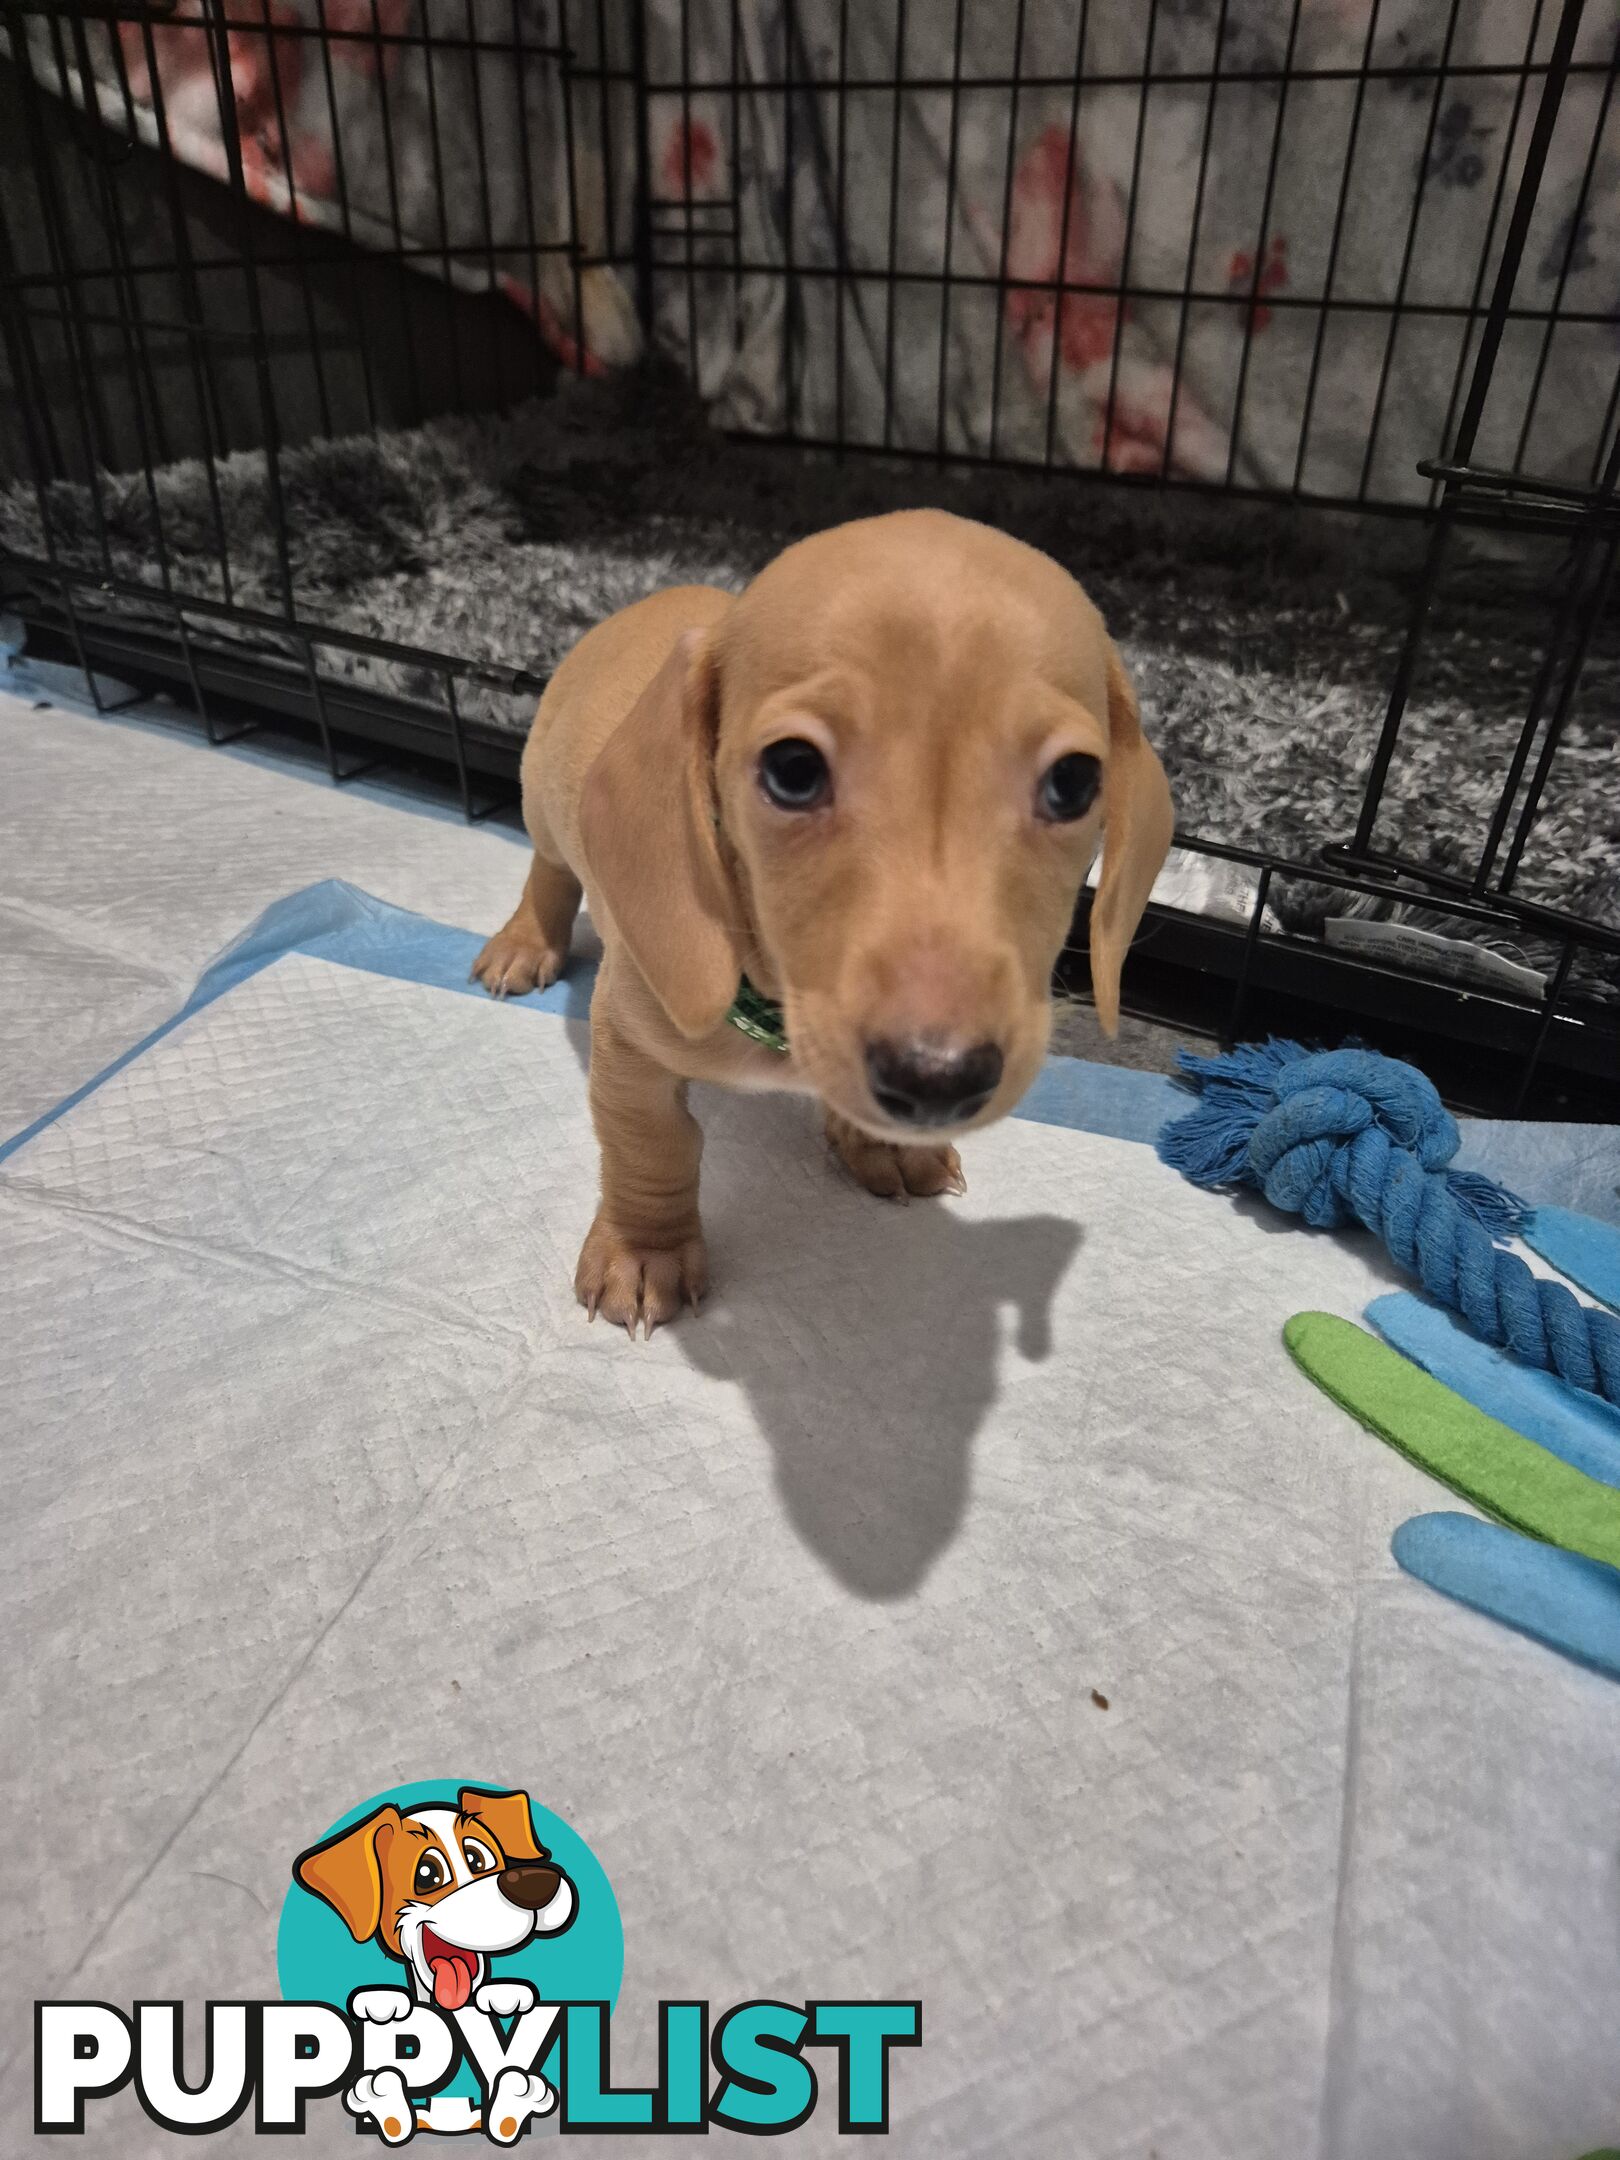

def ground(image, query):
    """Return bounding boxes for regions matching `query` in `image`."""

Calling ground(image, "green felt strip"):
[1284,1312,1620,1571]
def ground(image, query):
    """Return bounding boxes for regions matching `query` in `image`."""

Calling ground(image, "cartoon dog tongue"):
[426,1939,477,2011]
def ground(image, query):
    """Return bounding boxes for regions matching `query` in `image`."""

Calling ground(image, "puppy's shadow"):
[677,1139,1082,1601]
[538,966,1081,1596]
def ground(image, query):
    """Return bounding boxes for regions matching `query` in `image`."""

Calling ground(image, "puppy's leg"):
[576,1003,708,1338]
[824,1109,965,1201]
[472,850,581,999]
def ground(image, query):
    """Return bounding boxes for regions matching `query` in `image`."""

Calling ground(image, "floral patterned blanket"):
[9,0,1616,504]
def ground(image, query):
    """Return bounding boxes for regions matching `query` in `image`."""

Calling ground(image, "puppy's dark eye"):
[463,1840,496,1876]
[1037,752,1102,823]
[413,1852,448,1896]
[758,737,831,811]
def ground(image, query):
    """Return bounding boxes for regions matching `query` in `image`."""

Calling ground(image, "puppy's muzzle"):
[498,1862,565,1911]
[864,1036,1003,1128]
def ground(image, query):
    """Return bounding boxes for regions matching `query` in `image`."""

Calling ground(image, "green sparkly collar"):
[726,976,790,1053]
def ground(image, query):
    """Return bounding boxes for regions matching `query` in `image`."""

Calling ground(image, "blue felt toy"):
[1525,1205,1620,1313]
[1157,1039,1620,1408]
[1368,1291,1620,1489]
[1392,1514,1620,1683]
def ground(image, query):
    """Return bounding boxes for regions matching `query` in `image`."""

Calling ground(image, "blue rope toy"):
[1157,1039,1620,1409]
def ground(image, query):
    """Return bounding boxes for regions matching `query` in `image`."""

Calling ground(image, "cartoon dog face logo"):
[293,1787,575,2010]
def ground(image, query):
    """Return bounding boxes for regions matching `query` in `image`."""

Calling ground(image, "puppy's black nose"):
[864,1037,1004,1127]
[498,1862,564,1911]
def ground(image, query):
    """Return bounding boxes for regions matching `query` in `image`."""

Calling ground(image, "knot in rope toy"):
[1158,1040,1620,1407]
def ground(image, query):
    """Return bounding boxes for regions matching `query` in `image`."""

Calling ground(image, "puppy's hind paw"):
[486,2067,557,2143]
[345,2069,415,2144]
[575,1213,709,1340]
[825,1112,965,1201]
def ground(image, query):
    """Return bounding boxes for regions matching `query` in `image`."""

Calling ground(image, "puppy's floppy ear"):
[458,1787,547,1864]
[580,628,742,1039]
[1089,640,1173,1035]
[293,1806,402,1942]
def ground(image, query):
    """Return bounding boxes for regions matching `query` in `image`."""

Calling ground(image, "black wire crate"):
[1,0,1617,1117]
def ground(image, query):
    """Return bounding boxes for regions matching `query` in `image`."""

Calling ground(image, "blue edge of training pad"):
[6,875,1620,1199]
[0,879,1183,1165]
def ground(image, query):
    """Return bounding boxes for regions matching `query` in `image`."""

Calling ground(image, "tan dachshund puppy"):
[474,509,1173,1336]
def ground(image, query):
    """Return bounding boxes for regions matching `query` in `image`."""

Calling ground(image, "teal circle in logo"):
[277,1780,623,2101]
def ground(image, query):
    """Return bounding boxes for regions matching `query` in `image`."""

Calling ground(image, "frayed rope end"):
[1445,1166,1529,1236]
[1156,1100,1260,1192]
[1157,1039,1322,1193]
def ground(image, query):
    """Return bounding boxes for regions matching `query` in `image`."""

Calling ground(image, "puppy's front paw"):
[825,1112,965,1201]
[475,1978,537,2019]
[471,922,567,1000]
[350,1986,413,2025]
[575,1213,709,1339]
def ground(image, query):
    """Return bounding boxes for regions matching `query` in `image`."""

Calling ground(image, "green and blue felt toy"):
[1158,1038,1620,1682]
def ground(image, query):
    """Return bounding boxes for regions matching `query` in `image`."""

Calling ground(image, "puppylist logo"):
[34,1780,921,2141]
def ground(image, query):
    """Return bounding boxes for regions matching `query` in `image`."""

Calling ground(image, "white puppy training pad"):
[0,685,534,1135]
[6,906,1620,2160]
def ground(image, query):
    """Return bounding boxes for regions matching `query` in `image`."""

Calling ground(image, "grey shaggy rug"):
[5,370,1616,983]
